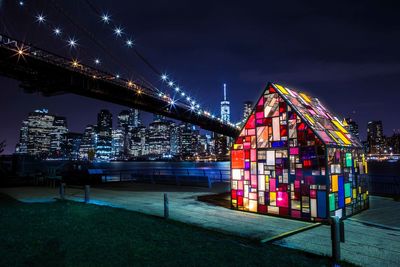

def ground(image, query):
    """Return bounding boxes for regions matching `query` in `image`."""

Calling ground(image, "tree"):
[0,140,5,154]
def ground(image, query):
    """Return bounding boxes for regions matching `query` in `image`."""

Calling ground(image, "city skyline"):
[13,107,231,161]
[2,1,400,153]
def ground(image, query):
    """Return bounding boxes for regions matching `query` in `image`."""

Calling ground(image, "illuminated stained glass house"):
[231,83,369,222]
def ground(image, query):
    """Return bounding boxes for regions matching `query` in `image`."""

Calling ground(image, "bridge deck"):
[0,34,239,137]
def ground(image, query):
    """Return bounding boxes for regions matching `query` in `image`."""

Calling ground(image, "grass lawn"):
[0,193,352,267]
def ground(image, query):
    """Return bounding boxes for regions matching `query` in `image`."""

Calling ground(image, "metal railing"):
[99,168,230,187]
[367,175,400,197]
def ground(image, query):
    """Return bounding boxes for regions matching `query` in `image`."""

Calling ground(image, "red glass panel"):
[280,125,287,136]
[231,150,244,169]
[279,102,286,113]
[298,122,306,131]
[238,196,243,206]
[245,114,255,129]
[231,190,237,199]
[304,159,312,167]
[269,85,276,93]
[258,205,267,213]
[279,207,289,216]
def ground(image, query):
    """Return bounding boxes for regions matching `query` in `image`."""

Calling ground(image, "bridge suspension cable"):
[3,1,239,129]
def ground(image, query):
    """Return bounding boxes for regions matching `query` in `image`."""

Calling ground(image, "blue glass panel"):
[338,176,345,208]
[317,191,326,218]
[271,141,286,147]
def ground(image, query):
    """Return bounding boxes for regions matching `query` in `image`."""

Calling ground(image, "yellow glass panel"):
[233,144,243,149]
[270,192,276,201]
[304,114,315,124]
[332,120,349,133]
[362,154,368,174]
[300,93,311,103]
[336,131,351,145]
[345,197,351,204]
[332,175,338,192]
[328,132,340,144]
[243,198,249,209]
[274,84,289,95]
[249,200,258,212]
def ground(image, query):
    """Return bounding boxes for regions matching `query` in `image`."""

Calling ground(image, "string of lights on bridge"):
[15,1,238,128]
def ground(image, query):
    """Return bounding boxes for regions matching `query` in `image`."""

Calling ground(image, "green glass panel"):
[345,153,352,167]
[345,183,351,198]
[329,193,335,211]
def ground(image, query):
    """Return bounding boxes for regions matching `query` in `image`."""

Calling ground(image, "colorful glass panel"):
[231,82,368,221]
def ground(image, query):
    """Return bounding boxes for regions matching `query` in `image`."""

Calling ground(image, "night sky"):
[1,0,400,154]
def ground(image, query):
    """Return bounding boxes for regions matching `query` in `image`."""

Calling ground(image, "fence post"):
[84,185,90,203]
[331,216,341,262]
[59,182,65,200]
[207,176,212,189]
[164,193,169,219]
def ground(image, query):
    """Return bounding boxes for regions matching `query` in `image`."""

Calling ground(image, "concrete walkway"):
[1,185,399,266]
[275,196,400,267]
[0,185,313,241]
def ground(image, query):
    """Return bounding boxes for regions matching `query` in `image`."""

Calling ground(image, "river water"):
[92,161,230,171]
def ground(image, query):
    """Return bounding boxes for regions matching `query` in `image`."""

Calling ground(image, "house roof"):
[270,82,362,148]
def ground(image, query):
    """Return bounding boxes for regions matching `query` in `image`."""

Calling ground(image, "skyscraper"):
[243,101,253,122]
[147,119,173,156]
[63,132,82,161]
[344,117,360,140]
[96,109,113,160]
[112,129,125,160]
[15,109,68,159]
[50,116,68,158]
[79,125,97,160]
[118,109,141,130]
[220,83,230,123]
[367,120,384,154]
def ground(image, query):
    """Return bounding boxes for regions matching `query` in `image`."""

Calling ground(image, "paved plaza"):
[1,184,399,266]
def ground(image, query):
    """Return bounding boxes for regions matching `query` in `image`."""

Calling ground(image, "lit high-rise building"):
[79,125,97,160]
[118,109,141,130]
[15,109,68,159]
[220,83,230,123]
[96,109,113,161]
[130,126,147,157]
[118,109,142,159]
[63,132,82,161]
[344,118,360,140]
[147,119,173,156]
[50,116,68,158]
[243,101,253,122]
[367,120,384,154]
[112,129,125,160]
